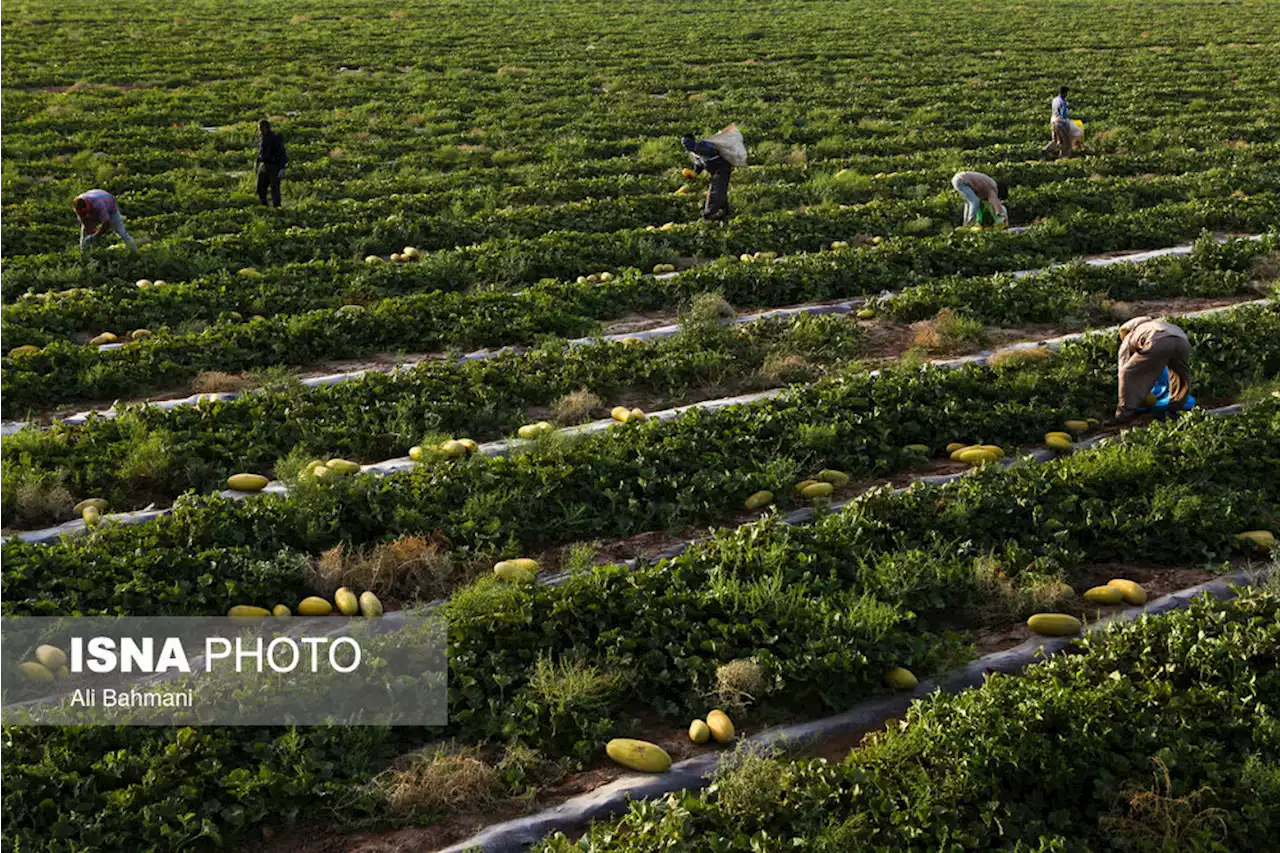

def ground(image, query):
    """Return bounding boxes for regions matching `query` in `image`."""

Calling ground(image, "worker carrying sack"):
[1070,119,1085,145]
[705,123,748,167]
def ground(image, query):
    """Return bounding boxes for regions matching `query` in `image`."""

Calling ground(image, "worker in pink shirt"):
[73,189,137,256]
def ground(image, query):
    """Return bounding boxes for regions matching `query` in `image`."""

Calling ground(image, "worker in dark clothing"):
[255,120,288,207]
[682,134,733,221]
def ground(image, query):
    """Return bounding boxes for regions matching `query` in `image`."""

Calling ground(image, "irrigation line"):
[438,558,1274,853]
[3,291,1266,545]
[2,235,1249,437]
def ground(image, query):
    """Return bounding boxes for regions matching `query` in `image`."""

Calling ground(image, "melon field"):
[2,0,1279,850]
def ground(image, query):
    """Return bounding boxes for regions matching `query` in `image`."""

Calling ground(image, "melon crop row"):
[5,238,1271,527]
[4,397,1275,853]
[0,310,865,526]
[2,152,1232,277]
[4,208,1268,382]
[5,0,1274,263]
[5,206,1277,414]
[536,583,1280,853]
[7,142,1274,257]
[7,166,1278,344]
[5,302,1277,618]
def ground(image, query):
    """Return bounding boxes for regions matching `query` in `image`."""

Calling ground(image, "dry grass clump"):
[5,478,75,528]
[712,743,788,825]
[380,744,504,812]
[1102,299,1139,320]
[551,389,603,425]
[681,291,736,326]
[910,308,987,354]
[308,535,486,602]
[1101,758,1226,847]
[374,742,555,814]
[757,353,814,384]
[967,557,1074,621]
[525,655,629,714]
[988,346,1053,367]
[711,659,766,712]
[1249,251,1280,285]
[190,371,252,393]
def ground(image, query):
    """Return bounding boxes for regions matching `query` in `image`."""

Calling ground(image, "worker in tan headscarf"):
[1105,316,1191,426]
[951,171,1007,227]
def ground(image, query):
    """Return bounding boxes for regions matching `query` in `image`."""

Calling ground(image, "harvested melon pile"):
[227,588,383,618]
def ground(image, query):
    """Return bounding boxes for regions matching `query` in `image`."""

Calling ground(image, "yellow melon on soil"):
[227,473,269,491]
[1106,578,1146,605]
[801,481,834,498]
[706,709,736,743]
[1235,530,1275,550]
[605,739,672,772]
[1082,585,1123,605]
[1027,613,1083,636]
[297,596,334,616]
[884,666,918,689]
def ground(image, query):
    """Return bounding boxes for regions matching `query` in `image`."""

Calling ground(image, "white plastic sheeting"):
[4,289,1263,546]
[3,236,1252,437]
[437,561,1270,853]
[1,298,1251,549]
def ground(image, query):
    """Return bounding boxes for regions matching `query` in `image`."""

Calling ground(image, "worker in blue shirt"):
[255,120,288,207]
[682,134,733,221]
[1042,87,1080,158]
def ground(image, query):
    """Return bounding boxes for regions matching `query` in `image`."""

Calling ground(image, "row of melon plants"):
[8,161,1277,326]
[10,139,1273,279]
[536,582,1280,853]
[9,65,1272,238]
[878,230,1277,324]
[0,310,865,528]
[5,202,1277,414]
[22,138,1269,233]
[1,191,967,341]
[0,150,1090,264]
[3,401,1276,852]
[9,141,1275,258]
[3,236,1272,529]
[0,189,1222,351]
[5,154,1259,320]
[5,303,1277,618]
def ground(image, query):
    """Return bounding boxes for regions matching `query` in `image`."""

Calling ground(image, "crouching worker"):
[1106,316,1192,426]
[951,171,1007,227]
[681,134,733,221]
[74,189,137,256]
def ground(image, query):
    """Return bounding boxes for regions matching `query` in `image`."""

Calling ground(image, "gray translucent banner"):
[2,615,446,726]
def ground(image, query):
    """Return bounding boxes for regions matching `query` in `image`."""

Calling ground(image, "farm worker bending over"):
[255,120,288,208]
[73,190,137,256]
[1106,317,1192,426]
[951,171,1006,227]
[1042,86,1082,157]
[682,134,733,221]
